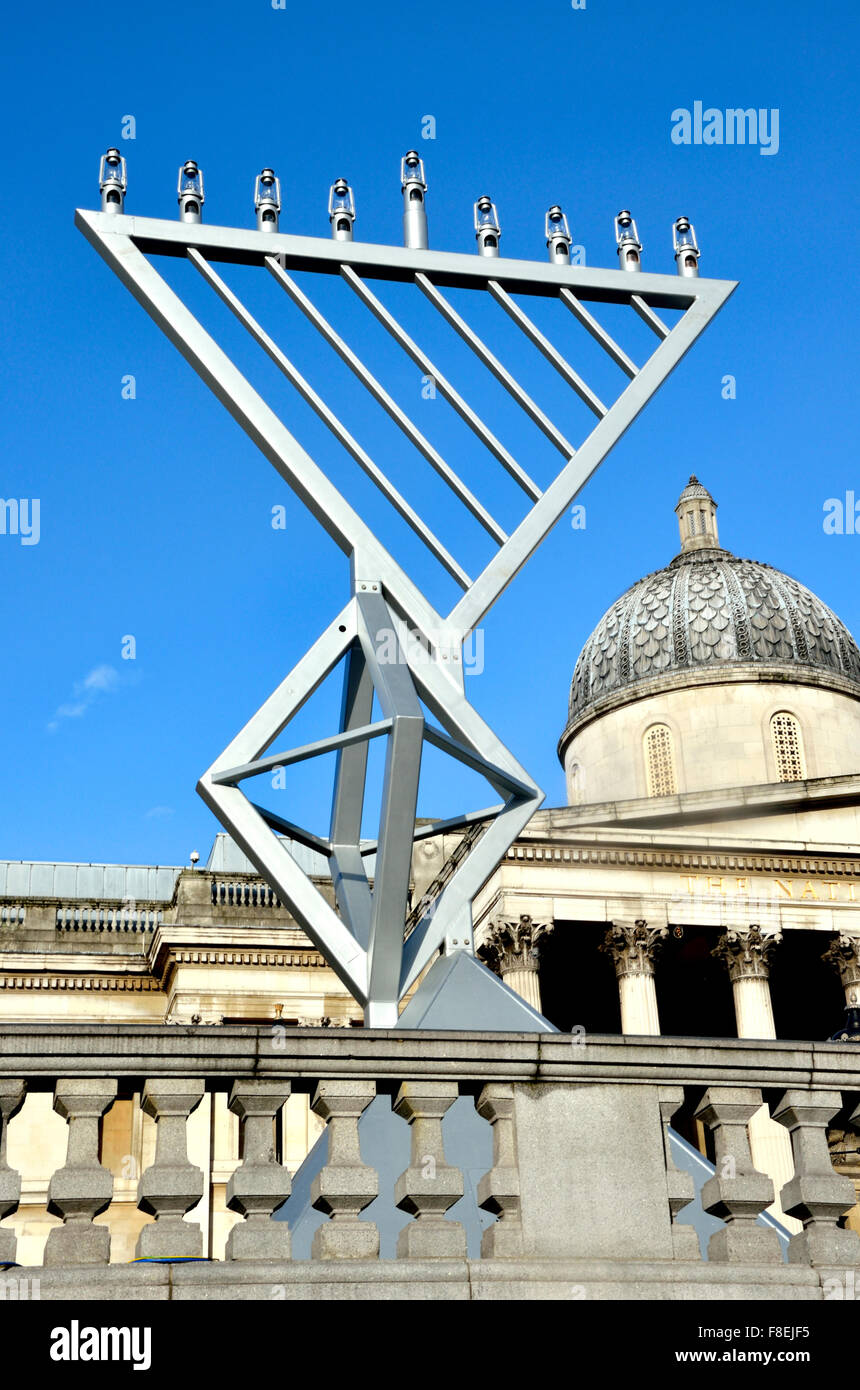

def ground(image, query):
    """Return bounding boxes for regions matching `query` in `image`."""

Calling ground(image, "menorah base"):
[199,589,546,1028]
[396,951,556,1032]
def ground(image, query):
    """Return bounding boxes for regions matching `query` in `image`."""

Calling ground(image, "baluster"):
[0,1081,26,1266]
[476,1083,522,1257]
[45,1079,117,1266]
[772,1090,860,1265]
[135,1080,205,1260]
[310,1080,378,1258]
[658,1086,700,1260]
[394,1081,465,1258]
[695,1087,782,1263]
[225,1080,292,1260]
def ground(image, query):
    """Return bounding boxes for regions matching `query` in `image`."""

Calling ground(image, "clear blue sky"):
[1,0,857,867]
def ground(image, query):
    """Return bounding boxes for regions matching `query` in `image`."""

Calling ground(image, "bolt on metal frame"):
[76,205,736,1029]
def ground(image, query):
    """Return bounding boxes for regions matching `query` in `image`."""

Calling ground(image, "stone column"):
[478,915,553,1012]
[45,1079,118,1267]
[694,1087,782,1264]
[393,1081,465,1258]
[310,1080,378,1258]
[0,1081,25,1266]
[712,924,798,1233]
[225,1080,292,1261]
[600,919,667,1035]
[772,1090,860,1265]
[713,924,781,1039]
[136,1079,205,1260]
[822,931,860,1030]
[476,1083,522,1257]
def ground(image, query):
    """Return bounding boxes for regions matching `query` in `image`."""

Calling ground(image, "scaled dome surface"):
[562,478,860,744]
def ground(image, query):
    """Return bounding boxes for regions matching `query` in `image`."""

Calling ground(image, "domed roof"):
[562,478,860,743]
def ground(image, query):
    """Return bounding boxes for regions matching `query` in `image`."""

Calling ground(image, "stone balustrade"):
[0,1026,859,1299]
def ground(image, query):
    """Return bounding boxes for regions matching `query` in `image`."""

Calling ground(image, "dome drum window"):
[771,712,806,783]
[644,724,678,797]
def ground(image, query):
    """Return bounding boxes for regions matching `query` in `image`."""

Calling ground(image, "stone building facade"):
[3,477,860,1264]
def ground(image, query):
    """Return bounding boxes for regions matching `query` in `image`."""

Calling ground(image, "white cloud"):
[145,805,175,819]
[81,665,121,694]
[48,664,122,732]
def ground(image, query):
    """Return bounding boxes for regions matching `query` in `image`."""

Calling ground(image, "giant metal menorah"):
[77,159,735,1029]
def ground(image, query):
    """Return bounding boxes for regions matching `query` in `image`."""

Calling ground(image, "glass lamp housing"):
[178,162,204,201]
[545,205,570,241]
[615,210,640,246]
[99,149,127,192]
[400,152,426,189]
[328,180,355,218]
[254,170,281,211]
[673,217,698,253]
[474,197,500,233]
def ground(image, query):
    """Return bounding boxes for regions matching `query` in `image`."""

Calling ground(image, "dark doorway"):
[655,927,737,1038]
[771,930,845,1042]
[539,920,622,1034]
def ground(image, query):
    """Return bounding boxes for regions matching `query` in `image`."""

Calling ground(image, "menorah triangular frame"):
[77,206,736,1028]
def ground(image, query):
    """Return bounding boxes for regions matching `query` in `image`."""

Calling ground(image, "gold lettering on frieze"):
[678,874,859,906]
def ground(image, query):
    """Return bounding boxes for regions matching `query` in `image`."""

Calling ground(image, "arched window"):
[771,711,806,782]
[644,723,677,797]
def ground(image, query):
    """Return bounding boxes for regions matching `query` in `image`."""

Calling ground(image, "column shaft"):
[601,920,667,1037]
[714,926,798,1234]
[618,973,661,1036]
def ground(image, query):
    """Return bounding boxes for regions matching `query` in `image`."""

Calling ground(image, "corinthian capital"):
[713,924,782,982]
[822,932,860,1003]
[479,915,553,976]
[600,920,668,979]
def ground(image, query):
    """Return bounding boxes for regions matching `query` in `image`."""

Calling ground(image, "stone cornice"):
[162,947,326,970]
[148,924,328,988]
[500,842,860,880]
[0,975,160,992]
[544,773,860,833]
[0,953,153,972]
